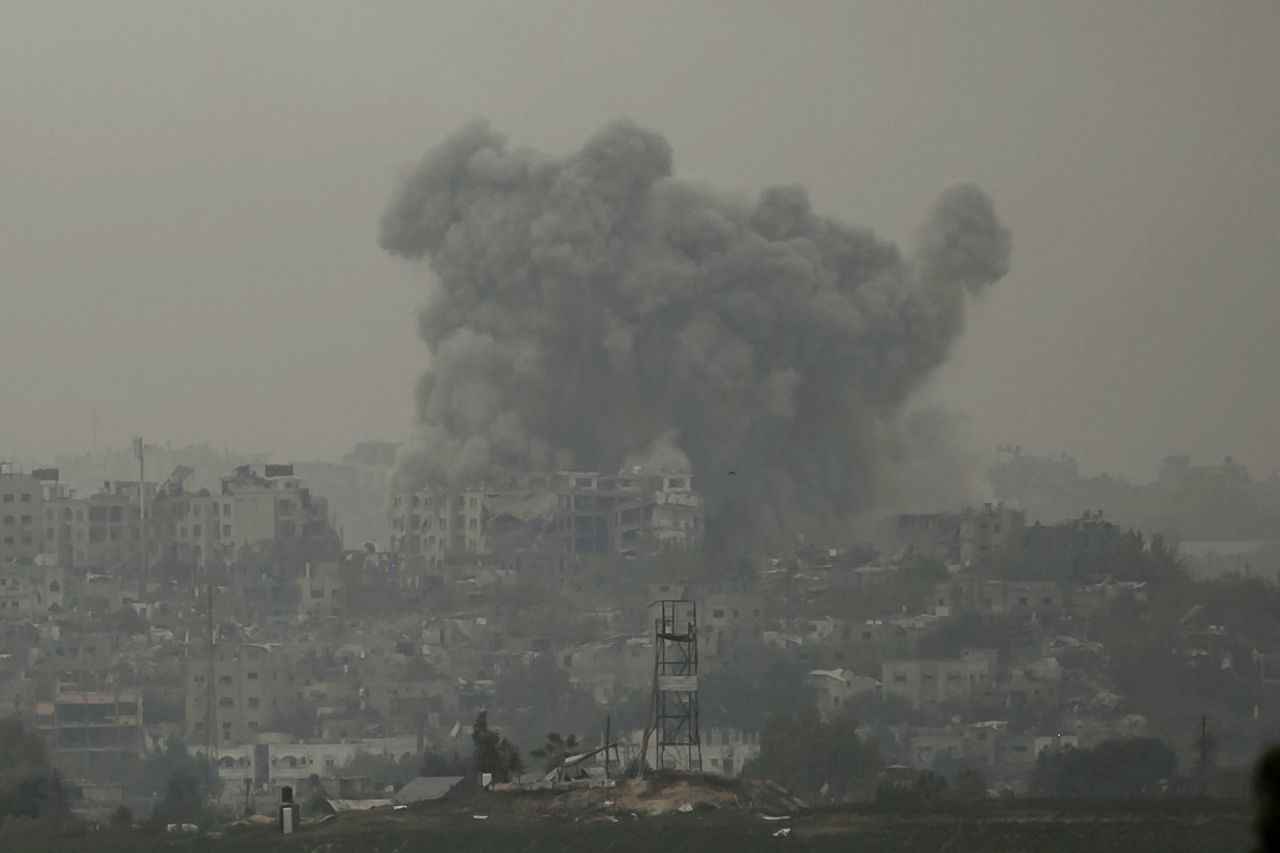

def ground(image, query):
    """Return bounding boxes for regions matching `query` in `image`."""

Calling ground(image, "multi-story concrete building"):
[0,464,44,565]
[217,464,334,555]
[389,468,703,578]
[36,474,152,571]
[185,642,295,746]
[34,688,144,778]
[152,489,223,569]
[701,585,765,665]
[146,464,337,570]
[0,554,63,619]
[298,561,344,616]
[894,503,1025,565]
[931,579,1064,619]
[881,649,999,710]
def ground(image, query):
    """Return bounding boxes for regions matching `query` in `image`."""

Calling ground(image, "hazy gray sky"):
[2,1,1277,481]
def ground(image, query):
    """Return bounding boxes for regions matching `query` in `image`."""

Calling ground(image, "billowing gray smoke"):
[380,120,1010,548]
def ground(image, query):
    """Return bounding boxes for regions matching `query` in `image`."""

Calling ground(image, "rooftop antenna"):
[134,437,147,592]
[204,580,218,781]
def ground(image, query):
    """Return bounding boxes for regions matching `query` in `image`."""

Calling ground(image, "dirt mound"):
[542,773,803,819]
[310,772,803,838]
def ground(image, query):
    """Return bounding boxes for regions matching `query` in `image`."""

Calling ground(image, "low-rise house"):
[805,669,880,716]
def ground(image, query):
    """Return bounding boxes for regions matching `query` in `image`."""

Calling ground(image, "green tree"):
[471,711,523,783]
[700,659,814,732]
[1031,737,1176,798]
[109,804,134,829]
[953,768,987,800]
[158,768,203,824]
[124,736,219,800]
[746,710,880,802]
[492,655,603,747]
[419,747,470,778]
[0,716,72,821]
[530,732,579,774]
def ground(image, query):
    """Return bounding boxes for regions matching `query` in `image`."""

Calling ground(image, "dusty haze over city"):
[3,1,1279,483]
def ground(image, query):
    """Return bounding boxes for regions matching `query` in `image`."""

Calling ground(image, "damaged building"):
[389,468,703,581]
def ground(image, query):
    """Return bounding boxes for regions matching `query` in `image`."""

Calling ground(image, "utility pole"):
[604,714,611,779]
[134,437,147,591]
[1196,715,1213,797]
[204,581,218,780]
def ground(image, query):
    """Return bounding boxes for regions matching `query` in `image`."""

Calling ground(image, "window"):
[222,525,231,536]
[712,609,725,618]
[1,495,11,503]
[20,494,31,503]
[2,516,12,526]
[219,697,234,707]
[219,675,232,684]
[893,673,908,683]
[248,697,260,709]
[248,671,259,680]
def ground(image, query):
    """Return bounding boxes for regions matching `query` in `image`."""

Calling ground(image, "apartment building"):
[0,465,43,565]
[881,649,999,710]
[389,468,703,574]
[35,688,144,777]
[185,642,295,746]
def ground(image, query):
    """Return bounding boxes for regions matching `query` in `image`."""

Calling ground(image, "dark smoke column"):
[380,120,1010,548]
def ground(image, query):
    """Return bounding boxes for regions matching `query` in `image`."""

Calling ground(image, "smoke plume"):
[380,120,1010,547]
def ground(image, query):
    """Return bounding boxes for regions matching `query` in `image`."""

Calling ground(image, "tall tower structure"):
[650,599,701,772]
